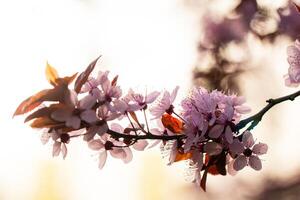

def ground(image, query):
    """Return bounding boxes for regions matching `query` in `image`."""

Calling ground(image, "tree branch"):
[107,129,186,141]
[236,89,300,132]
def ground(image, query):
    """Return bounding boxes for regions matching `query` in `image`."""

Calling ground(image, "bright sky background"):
[0,0,299,200]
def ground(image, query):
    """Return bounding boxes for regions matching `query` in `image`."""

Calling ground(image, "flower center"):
[60,133,70,143]
[243,148,252,157]
[166,105,174,115]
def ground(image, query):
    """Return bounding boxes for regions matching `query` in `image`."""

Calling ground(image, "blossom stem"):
[173,111,187,123]
[143,109,150,134]
[126,112,138,135]
[236,89,300,132]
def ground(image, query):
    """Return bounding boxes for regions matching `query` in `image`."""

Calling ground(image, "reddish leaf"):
[24,104,63,122]
[60,73,78,85]
[74,56,101,93]
[161,114,183,134]
[46,62,59,86]
[174,151,192,162]
[128,111,147,133]
[294,3,300,13]
[111,75,119,86]
[13,89,50,117]
[30,117,62,128]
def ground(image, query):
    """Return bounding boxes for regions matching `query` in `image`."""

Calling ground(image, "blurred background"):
[0,0,300,199]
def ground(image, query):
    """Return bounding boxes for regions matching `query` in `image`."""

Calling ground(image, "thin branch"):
[107,129,185,141]
[236,89,300,132]
[143,109,150,133]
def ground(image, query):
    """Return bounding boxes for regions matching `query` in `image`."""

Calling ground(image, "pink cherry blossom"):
[51,90,98,129]
[110,123,149,151]
[149,86,179,119]
[88,133,132,169]
[127,88,160,110]
[232,131,268,171]
[285,40,300,87]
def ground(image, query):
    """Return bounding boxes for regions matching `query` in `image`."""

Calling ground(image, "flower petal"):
[252,142,268,155]
[170,86,179,103]
[52,141,61,157]
[98,151,107,169]
[79,95,97,110]
[40,132,51,145]
[224,126,233,144]
[80,110,98,123]
[229,139,244,155]
[233,155,247,171]
[122,148,133,163]
[208,124,224,138]
[145,91,160,104]
[61,143,68,159]
[88,139,104,150]
[249,155,262,171]
[242,130,254,148]
[66,116,81,129]
[133,140,148,151]
[110,123,124,133]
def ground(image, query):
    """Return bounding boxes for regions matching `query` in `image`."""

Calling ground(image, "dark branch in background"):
[236,89,300,132]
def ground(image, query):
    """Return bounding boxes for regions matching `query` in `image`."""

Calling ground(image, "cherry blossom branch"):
[107,129,185,141]
[236,89,300,132]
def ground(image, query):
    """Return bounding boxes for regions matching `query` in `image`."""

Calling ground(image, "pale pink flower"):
[149,86,179,119]
[285,40,300,87]
[41,129,76,159]
[88,133,132,169]
[83,105,119,141]
[110,123,149,151]
[232,131,268,171]
[127,88,160,110]
[98,77,122,103]
[51,90,98,129]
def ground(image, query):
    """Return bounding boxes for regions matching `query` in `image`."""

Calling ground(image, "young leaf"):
[161,114,183,134]
[46,62,59,86]
[74,56,101,93]
[111,75,119,86]
[174,151,192,162]
[13,89,51,117]
[24,104,63,122]
[294,3,300,13]
[30,117,61,128]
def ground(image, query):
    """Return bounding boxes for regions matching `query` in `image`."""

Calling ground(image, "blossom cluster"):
[13,56,273,190]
